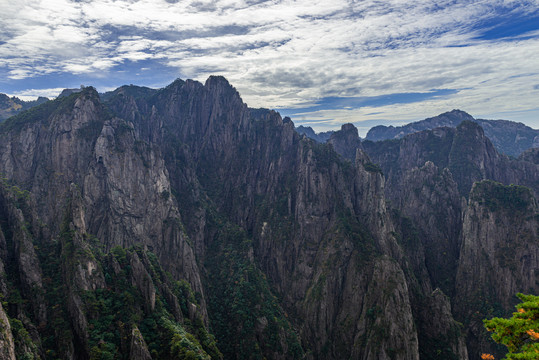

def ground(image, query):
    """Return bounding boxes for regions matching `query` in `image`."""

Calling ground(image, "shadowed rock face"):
[338,121,539,360]
[454,181,539,359]
[328,123,363,161]
[0,77,537,360]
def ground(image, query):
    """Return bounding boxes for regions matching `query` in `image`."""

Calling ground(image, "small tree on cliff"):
[483,293,539,359]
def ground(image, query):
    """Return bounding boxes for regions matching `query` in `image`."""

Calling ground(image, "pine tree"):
[483,293,539,359]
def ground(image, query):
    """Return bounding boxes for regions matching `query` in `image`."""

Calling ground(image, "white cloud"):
[1,0,539,129]
[7,87,67,100]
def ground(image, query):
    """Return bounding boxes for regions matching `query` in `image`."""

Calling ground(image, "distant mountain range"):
[297,109,539,157]
[365,109,539,157]
[295,125,334,142]
[0,88,87,122]
[4,92,536,158]
[0,93,49,121]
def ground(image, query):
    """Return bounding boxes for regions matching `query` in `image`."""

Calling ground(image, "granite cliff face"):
[104,77,423,359]
[331,119,539,359]
[0,77,537,360]
[455,181,539,358]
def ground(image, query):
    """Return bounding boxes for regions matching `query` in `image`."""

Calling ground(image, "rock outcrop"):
[0,302,16,360]
[328,123,363,161]
[295,124,335,143]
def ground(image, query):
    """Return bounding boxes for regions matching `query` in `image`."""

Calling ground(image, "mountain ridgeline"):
[0,77,537,360]
[0,93,49,121]
[364,109,539,157]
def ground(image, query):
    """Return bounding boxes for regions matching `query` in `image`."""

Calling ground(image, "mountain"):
[365,109,539,157]
[57,88,84,98]
[336,120,539,359]
[327,123,363,161]
[0,77,537,360]
[0,93,49,121]
[295,125,334,142]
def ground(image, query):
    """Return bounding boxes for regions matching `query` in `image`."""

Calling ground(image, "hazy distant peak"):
[365,109,538,156]
[295,125,334,143]
[0,92,50,121]
[58,87,84,98]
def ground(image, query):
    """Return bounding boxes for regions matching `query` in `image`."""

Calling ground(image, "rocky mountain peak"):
[328,123,362,160]
[456,118,483,135]
[58,87,84,98]
[442,109,475,121]
[204,75,237,94]
[365,109,538,156]
[295,125,334,142]
[340,122,359,134]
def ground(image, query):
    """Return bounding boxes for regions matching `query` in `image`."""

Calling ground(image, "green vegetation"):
[0,177,30,213]
[471,180,532,214]
[483,293,539,359]
[418,319,461,360]
[335,208,377,264]
[9,317,39,360]
[1,193,220,359]
[0,86,104,134]
[76,120,103,142]
[205,218,303,360]
[0,97,57,133]
[0,91,78,133]
[363,161,383,174]
[312,142,341,168]
[0,184,42,359]
[82,244,219,360]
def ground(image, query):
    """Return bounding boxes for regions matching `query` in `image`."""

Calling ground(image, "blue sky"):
[1,0,538,136]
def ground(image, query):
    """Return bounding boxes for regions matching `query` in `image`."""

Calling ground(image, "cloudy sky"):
[1,0,538,135]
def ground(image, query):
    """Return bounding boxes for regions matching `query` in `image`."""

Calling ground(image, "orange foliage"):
[481,354,495,360]
[526,329,539,340]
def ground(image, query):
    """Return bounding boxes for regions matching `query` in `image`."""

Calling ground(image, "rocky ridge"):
[329,119,539,359]
[295,125,334,143]
[365,109,539,157]
[0,93,49,122]
[0,77,537,360]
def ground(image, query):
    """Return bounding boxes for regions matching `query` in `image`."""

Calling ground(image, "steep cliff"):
[0,177,220,359]
[361,122,539,359]
[329,119,539,359]
[98,76,424,359]
[454,181,539,359]
[328,123,363,161]
[0,88,217,359]
[0,76,537,360]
